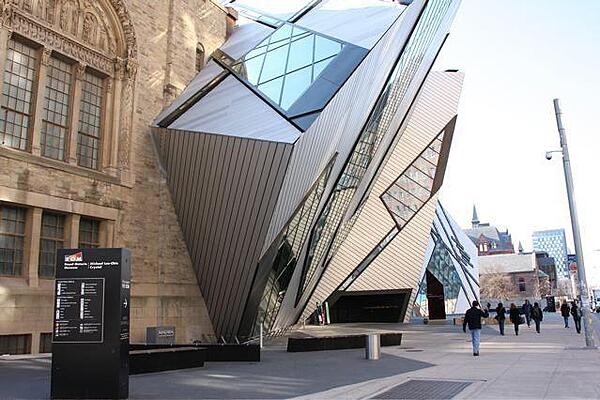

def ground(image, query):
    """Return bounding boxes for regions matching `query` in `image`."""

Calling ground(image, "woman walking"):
[531,302,543,333]
[495,302,506,335]
[509,303,521,335]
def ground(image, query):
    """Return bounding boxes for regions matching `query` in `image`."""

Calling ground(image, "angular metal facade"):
[153,0,463,339]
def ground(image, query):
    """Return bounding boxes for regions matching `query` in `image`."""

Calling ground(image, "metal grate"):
[372,379,471,400]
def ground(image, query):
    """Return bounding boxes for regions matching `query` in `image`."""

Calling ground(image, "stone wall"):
[0,0,229,352]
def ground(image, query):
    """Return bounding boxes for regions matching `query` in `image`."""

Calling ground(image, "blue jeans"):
[470,329,481,354]
[498,319,505,335]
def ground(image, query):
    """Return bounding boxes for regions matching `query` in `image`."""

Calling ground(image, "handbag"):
[519,316,525,324]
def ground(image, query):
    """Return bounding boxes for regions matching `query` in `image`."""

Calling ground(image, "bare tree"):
[538,277,552,298]
[480,273,515,300]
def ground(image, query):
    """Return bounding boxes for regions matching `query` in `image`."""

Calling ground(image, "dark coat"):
[571,305,582,320]
[560,303,570,317]
[463,306,489,331]
[509,307,521,325]
[495,306,506,321]
[531,306,543,322]
[522,302,532,316]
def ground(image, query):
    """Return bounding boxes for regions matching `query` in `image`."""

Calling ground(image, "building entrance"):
[426,270,446,320]
[328,290,410,323]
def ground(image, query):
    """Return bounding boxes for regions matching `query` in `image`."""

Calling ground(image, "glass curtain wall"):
[298,0,454,299]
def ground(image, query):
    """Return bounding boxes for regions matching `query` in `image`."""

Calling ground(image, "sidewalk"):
[0,313,598,399]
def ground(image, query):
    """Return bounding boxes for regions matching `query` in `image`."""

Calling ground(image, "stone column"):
[30,48,51,156]
[67,63,86,165]
[100,220,115,247]
[64,214,81,248]
[23,207,42,288]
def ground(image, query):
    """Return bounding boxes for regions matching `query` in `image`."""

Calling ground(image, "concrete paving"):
[1,313,599,399]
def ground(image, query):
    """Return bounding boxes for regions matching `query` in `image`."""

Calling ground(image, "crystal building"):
[414,202,480,320]
[532,229,568,279]
[153,0,463,339]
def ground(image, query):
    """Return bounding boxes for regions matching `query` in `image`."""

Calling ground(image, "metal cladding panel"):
[153,61,224,125]
[220,21,274,60]
[260,3,423,259]
[346,1,463,219]
[296,71,463,323]
[169,76,301,143]
[296,0,407,49]
[348,195,439,291]
[156,128,292,337]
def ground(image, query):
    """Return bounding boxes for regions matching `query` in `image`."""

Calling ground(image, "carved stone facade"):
[0,0,230,353]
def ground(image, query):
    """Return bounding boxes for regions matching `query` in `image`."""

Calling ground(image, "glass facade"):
[77,71,103,169]
[297,0,454,299]
[0,40,37,151]
[382,134,443,227]
[41,57,72,160]
[532,229,568,278]
[251,159,334,336]
[233,24,343,112]
[38,212,65,278]
[79,218,100,248]
[0,205,26,276]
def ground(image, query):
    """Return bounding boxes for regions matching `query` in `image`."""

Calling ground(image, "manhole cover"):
[371,379,472,399]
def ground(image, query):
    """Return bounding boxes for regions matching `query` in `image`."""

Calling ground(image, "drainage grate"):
[371,379,472,399]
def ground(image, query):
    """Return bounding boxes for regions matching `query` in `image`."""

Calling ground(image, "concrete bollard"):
[365,334,380,360]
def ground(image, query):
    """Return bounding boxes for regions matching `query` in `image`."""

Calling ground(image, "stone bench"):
[130,343,260,362]
[286,332,402,352]
[129,346,207,374]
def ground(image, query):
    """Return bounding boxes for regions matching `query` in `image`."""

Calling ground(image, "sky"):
[224,0,600,286]
[433,0,600,287]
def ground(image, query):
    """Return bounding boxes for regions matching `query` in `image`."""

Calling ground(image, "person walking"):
[531,302,543,333]
[522,299,533,327]
[560,302,570,328]
[571,301,582,334]
[495,302,506,335]
[462,300,489,356]
[509,303,521,335]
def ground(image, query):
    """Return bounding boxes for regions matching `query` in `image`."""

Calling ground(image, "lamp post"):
[546,98,596,348]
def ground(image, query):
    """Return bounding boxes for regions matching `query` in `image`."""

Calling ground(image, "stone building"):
[0,0,233,354]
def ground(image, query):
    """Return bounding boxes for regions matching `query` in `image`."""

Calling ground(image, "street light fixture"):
[546,98,596,348]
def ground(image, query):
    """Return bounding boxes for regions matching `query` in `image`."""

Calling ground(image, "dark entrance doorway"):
[328,290,410,323]
[426,270,446,320]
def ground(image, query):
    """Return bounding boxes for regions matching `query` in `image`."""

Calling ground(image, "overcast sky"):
[434,0,600,286]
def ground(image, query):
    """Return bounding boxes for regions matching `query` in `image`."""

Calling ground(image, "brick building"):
[0,0,233,354]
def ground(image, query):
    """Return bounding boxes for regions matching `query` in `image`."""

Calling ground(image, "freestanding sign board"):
[51,248,131,399]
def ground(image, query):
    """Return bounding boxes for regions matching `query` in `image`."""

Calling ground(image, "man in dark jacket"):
[522,299,533,327]
[560,302,570,328]
[463,300,489,356]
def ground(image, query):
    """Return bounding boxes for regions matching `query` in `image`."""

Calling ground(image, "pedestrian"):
[531,302,543,333]
[571,301,582,334]
[509,303,521,335]
[495,302,506,335]
[522,299,532,327]
[462,300,489,356]
[560,301,570,328]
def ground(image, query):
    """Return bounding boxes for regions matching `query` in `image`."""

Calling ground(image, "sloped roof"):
[464,226,501,242]
[479,253,536,274]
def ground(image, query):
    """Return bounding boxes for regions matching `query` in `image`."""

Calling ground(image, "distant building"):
[535,252,557,290]
[532,229,568,279]
[414,202,480,320]
[464,206,515,256]
[479,252,549,301]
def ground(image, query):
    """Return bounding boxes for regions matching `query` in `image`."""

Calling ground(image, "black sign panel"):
[53,278,105,343]
[51,248,130,400]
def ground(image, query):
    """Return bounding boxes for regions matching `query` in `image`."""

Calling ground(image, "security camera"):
[545,152,552,160]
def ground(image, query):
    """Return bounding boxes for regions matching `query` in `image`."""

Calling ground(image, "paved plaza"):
[1,313,599,399]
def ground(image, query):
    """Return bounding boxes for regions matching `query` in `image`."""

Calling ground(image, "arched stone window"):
[0,0,137,181]
[195,42,205,72]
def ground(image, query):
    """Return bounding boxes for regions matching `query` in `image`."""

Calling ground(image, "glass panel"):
[286,35,314,73]
[0,205,26,276]
[314,35,342,62]
[312,57,332,80]
[77,71,103,169]
[41,57,72,160]
[257,76,284,104]
[0,40,37,151]
[280,66,312,110]
[79,218,100,248]
[39,212,65,278]
[258,44,289,83]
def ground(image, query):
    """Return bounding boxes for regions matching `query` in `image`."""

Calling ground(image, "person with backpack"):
[462,300,489,356]
[571,301,582,334]
[495,302,506,335]
[531,302,543,333]
[509,303,522,335]
[560,302,570,328]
